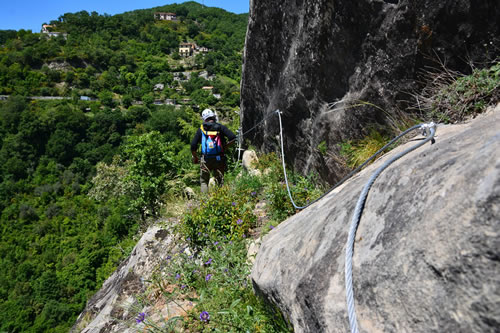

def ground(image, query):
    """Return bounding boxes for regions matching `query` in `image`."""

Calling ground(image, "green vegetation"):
[419,62,499,123]
[339,129,390,169]
[131,153,323,332]
[0,2,248,332]
[0,1,246,109]
[337,61,500,169]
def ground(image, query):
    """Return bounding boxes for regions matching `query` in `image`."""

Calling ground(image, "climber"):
[191,109,236,193]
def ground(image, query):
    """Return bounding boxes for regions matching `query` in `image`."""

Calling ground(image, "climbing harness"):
[344,122,436,333]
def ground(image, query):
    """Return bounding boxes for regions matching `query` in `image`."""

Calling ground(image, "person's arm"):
[221,125,237,148]
[191,128,202,164]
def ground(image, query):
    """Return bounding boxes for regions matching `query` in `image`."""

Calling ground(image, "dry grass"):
[412,59,499,123]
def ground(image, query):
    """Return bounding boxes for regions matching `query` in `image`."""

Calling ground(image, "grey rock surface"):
[251,105,500,332]
[71,223,178,333]
[241,0,499,184]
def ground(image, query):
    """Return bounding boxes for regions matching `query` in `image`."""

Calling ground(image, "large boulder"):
[241,0,500,184]
[71,223,179,333]
[251,105,500,332]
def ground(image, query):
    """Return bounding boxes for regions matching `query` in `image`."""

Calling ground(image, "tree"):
[123,131,173,219]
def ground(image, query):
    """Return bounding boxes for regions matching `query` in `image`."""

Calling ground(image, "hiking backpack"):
[200,124,223,158]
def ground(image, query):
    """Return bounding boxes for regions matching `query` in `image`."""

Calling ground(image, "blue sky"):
[0,0,249,32]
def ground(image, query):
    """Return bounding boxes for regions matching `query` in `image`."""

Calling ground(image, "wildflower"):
[214,241,219,246]
[205,258,213,265]
[242,234,246,238]
[224,268,229,273]
[136,312,146,323]
[232,202,236,206]
[269,225,275,230]
[251,191,256,196]
[181,285,186,289]
[199,311,210,322]
[166,255,172,260]
[187,237,191,241]
[205,274,212,281]
[237,219,242,225]
[175,273,181,280]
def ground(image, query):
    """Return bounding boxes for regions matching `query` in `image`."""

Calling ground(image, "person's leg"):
[213,160,225,187]
[200,157,211,193]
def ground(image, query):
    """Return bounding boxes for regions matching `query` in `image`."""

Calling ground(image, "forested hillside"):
[0,2,247,332]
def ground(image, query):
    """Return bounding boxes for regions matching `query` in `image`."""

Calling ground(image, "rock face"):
[251,106,500,332]
[240,0,500,184]
[71,223,178,333]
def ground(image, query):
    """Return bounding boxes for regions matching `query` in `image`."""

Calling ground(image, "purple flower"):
[232,202,236,206]
[181,285,186,289]
[166,255,172,260]
[224,268,229,273]
[136,312,146,323]
[187,237,191,241]
[175,273,181,280]
[242,234,246,238]
[269,225,275,230]
[214,241,219,246]
[251,191,256,196]
[199,311,210,322]
[237,219,242,225]
[205,258,213,265]
[205,274,212,281]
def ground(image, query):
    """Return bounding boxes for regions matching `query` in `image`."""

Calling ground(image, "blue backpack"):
[201,124,223,159]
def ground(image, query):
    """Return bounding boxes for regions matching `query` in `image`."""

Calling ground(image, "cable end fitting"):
[421,122,436,144]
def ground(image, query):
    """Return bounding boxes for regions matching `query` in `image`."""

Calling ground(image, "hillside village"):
[0,3,244,115]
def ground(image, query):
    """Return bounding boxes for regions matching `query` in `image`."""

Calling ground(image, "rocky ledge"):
[251,104,500,332]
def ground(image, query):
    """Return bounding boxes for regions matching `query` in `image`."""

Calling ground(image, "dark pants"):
[200,155,225,193]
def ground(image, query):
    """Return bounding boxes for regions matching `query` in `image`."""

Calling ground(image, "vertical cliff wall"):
[240,0,499,184]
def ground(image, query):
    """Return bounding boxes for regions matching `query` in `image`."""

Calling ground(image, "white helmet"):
[202,108,216,121]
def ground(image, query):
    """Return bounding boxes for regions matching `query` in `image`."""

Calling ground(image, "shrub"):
[137,238,291,332]
[180,185,256,246]
[417,61,500,123]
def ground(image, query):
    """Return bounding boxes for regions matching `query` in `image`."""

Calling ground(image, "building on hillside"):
[202,86,214,91]
[41,24,67,39]
[165,99,176,105]
[179,43,196,57]
[154,83,165,91]
[41,24,54,33]
[154,12,177,21]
